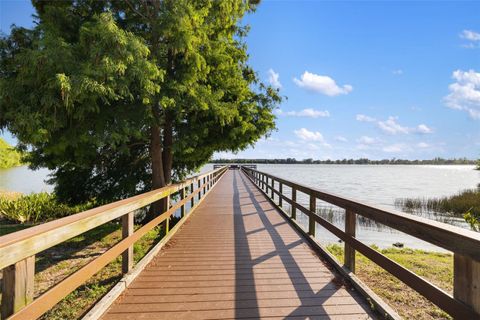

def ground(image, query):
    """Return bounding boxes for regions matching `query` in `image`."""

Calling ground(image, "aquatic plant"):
[395,188,480,230]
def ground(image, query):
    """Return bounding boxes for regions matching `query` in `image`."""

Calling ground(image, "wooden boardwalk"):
[101,170,376,319]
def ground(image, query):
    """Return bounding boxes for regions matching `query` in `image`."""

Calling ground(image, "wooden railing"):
[242,167,480,320]
[213,164,257,170]
[0,166,228,320]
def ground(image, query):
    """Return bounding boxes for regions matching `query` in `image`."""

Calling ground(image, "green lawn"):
[327,244,452,320]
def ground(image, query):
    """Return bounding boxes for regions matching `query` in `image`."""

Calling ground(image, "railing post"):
[1,255,35,319]
[270,177,274,199]
[454,254,480,315]
[203,177,206,194]
[198,180,201,200]
[291,187,297,219]
[262,174,265,190]
[180,187,186,218]
[163,195,171,235]
[190,182,194,208]
[309,193,316,236]
[279,182,283,207]
[165,195,171,235]
[122,212,134,274]
[344,210,356,272]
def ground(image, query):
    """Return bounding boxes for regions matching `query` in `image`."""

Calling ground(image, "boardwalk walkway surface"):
[101,170,376,319]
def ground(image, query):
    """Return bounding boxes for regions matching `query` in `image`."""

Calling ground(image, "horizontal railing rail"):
[213,164,257,170]
[242,167,480,320]
[0,166,228,320]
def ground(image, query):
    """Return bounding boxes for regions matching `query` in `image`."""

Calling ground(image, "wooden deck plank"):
[101,170,377,319]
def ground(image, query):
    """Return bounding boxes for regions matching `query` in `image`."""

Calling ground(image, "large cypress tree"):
[0,0,280,217]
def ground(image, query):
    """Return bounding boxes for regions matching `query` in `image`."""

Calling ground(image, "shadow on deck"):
[101,170,376,319]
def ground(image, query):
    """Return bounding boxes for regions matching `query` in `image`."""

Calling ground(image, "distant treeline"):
[211,157,477,165]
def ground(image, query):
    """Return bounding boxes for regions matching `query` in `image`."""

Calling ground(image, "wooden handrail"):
[0,167,226,269]
[242,167,480,259]
[242,167,480,319]
[0,166,228,319]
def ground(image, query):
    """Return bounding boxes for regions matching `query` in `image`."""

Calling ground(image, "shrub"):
[464,209,480,231]
[0,192,97,224]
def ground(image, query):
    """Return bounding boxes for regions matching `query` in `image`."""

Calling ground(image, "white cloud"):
[293,71,353,96]
[358,115,433,134]
[276,108,330,118]
[268,69,282,88]
[357,136,377,145]
[444,69,480,119]
[417,142,430,148]
[377,117,410,134]
[460,30,480,42]
[356,114,376,122]
[383,143,409,153]
[306,143,320,150]
[335,136,348,142]
[392,69,403,75]
[294,128,325,142]
[416,124,433,134]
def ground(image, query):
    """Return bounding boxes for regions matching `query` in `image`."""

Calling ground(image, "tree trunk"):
[162,114,173,184]
[151,123,166,189]
[144,123,168,223]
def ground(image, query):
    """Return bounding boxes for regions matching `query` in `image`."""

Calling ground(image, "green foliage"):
[0,137,22,168]
[0,1,280,205]
[0,192,97,223]
[464,209,480,231]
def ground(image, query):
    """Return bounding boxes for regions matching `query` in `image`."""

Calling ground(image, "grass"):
[0,221,165,320]
[327,244,453,320]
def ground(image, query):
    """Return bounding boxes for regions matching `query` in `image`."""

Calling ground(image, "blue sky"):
[1,1,479,160]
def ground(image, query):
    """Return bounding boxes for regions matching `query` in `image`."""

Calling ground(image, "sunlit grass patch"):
[327,244,452,320]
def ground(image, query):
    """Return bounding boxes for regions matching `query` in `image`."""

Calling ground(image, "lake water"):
[203,164,480,252]
[0,166,53,194]
[1,164,479,251]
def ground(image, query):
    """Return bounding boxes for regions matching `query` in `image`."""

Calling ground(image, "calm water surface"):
[0,166,53,193]
[2,164,479,251]
[204,164,480,251]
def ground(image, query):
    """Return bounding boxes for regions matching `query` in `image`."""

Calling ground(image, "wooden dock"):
[2,166,479,319]
[101,170,375,319]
